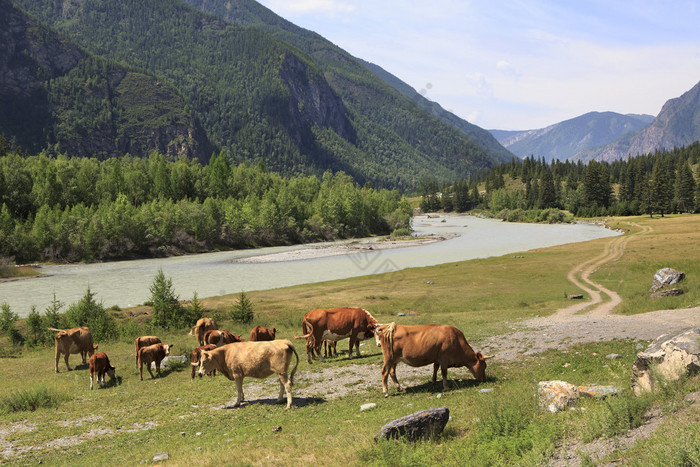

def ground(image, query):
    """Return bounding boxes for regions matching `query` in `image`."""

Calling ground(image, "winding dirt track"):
[480,223,699,361]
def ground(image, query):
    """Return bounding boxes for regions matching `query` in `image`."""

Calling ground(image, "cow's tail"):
[383,322,397,361]
[188,325,196,336]
[288,343,300,386]
[137,347,144,368]
[48,327,62,333]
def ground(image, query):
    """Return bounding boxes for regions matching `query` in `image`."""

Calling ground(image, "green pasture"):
[0,214,698,465]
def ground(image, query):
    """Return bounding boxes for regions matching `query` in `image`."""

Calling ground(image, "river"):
[1,214,620,317]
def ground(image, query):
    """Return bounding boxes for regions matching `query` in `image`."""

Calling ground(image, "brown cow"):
[197,340,299,409]
[89,352,116,390]
[134,336,161,368]
[190,344,217,380]
[204,329,243,347]
[138,343,173,380]
[375,322,491,397]
[249,326,277,342]
[189,317,218,346]
[50,327,98,373]
[297,308,378,363]
[322,339,337,359]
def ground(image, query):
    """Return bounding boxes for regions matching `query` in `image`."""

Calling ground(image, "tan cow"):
[50,327,98,373]
[249,326,277,342]
[138,343,173,380]
[198,340,299,409]
[134,336,161,368]
[375,322,491,397]
[297,307,378,363]
[89,352,116,390]
[190,344,217,380]
[203,329,243,347]
[189,317,217,346]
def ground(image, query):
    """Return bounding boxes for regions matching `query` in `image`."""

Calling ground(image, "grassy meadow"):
[0,214,698,466]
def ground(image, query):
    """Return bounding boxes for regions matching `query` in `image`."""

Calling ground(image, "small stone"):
[360,403,377,412]
[479,388,494,394]
[272,426,282,432]
[195,432,201,436]
[436,393,442,398]
[153,452,169,462]
[606,353,622,360]
[397,312,405,317]
[180,432,186,437]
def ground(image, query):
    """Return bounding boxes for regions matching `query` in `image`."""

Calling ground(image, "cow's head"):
[198,350,214,376]
[106,365,116,381]
[470,353,493,383]
[271,328,277,338]
[163,344,173,356]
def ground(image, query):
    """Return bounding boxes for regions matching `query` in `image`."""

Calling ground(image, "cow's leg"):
[381,362,390,397]
[389,365,403,392]
[441,365,450,392]
[148,362,156,379]
[99,373,105,388]
[432,363,440,382]
[233,376,245,407]
[155,361,161,377]
[276,373,293,408]
[90,373,94,390]
[354,338,361,358]
[347,335,356,359]
[81,350,87,365]
[55,349,61,373]
[64,352,72,371]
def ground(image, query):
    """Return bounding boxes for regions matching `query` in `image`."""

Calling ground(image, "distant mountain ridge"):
[11,0,511,191]
[490,111,654,161]
[578,80,700,162]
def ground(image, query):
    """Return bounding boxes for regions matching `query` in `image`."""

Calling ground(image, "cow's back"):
[221,340,294,377]
[390,324,474,366]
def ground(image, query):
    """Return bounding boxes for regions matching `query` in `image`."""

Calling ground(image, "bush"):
[148,268,196,329]
[0,386,67,413]
[231,291,254,324]
[65,287,118,341]
[391,227,412,237]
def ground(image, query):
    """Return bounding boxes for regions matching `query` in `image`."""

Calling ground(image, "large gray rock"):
[374,407,449,442]
[631,328,700,396]
[537,381,580,413]
[151,355,187,370]
[650,268,685,292]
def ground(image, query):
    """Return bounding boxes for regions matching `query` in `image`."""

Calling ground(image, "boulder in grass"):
[374,407,449,442]
[631,328,700,396]
[650,268,685,292]
[537,380,579,413]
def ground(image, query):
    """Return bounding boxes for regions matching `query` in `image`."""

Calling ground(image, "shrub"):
[148,268,193,329]
[0,386,67,413]
[65,287,118,341]
[391,227,412,237]
[231,291,254,324]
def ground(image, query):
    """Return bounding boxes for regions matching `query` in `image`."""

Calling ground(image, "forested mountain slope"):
[183,0,513,163]
[0,0,206,159]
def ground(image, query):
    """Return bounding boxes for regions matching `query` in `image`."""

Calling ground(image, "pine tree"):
[675,162,696,213]
[149,268,183,329]
[538,167,556,209]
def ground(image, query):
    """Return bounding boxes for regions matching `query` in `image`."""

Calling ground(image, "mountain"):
[0,0,207,160]
[489,111,653,161]
[579,80,700,162]
[12,0,511,191]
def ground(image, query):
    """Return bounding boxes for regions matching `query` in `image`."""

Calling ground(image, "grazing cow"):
[189,317,218,346]
[134,336,161,368]
[138,343,173,380]
[297,308,378,363]
[197,340,299,409]
[203,329,243,347]
[190,344,217,380]
[89,352,116,390]
[49,327,98,373]
[249,326,277,342]
[375,322,492,397]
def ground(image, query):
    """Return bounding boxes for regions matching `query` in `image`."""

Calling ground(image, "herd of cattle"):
[50,307,491,408]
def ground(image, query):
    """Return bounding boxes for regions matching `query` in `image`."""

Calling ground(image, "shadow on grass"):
[389,375,498,396]
[223,395,326,409]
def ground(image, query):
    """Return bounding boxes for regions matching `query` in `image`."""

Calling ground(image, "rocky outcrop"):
[631,328,700,396]
[374,407,450,442]
[279,53,355,143]
[650,268,685,293]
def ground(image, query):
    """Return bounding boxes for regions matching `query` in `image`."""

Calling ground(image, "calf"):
[190,344,217,380]
[375,323,491,397]
[249,326,277,342]
[89,352,116,390]
[198,340,299,409]
[138,343,173,380]
[134,336,161,369]
[50,326,98,373]
[204,329,243,347]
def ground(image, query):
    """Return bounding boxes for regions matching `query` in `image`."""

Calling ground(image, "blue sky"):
[257,0,700,130]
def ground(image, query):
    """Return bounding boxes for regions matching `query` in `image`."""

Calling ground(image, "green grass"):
[0,214,699,465]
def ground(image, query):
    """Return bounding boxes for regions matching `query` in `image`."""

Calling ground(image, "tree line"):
[421,142,700,219]
[0,148,412,264]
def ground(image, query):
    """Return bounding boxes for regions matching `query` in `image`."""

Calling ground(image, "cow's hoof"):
[383,392,389,398]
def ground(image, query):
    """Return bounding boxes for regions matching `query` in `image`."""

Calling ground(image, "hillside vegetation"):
[10,0,509,191]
